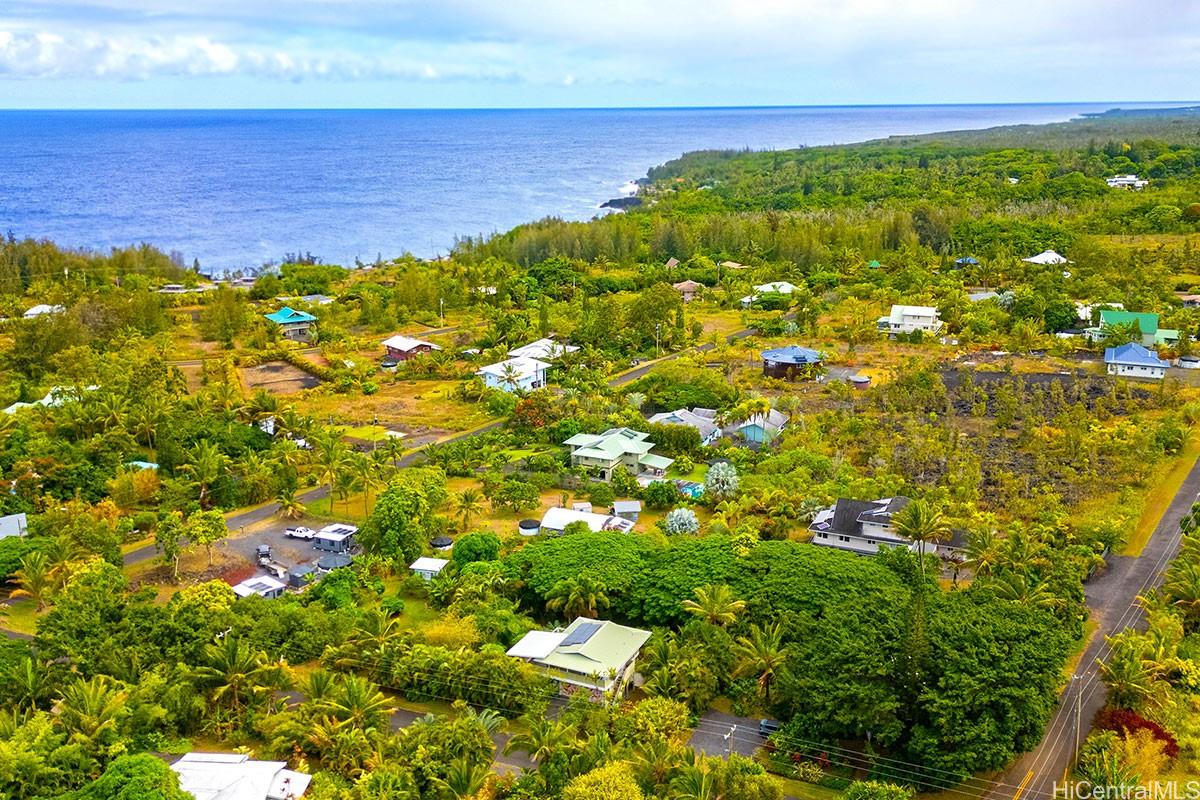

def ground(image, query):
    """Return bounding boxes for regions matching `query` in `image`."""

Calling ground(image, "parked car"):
[285,526,315,540]
[758,719,780,737]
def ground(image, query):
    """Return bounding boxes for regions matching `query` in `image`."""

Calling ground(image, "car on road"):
[285,526,316,540]
[758,719,780,737]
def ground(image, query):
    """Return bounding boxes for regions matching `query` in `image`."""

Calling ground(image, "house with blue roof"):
[1105,342,1168,380]
[265,306,317,342]
[761,345,823,381]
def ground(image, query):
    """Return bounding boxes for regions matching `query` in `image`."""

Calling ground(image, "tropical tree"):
[454,488,485,531]
[191,636,284,716]
[11,550,55,611]
[275,486,307,520]
[504,715,577,764]
[328,674,392,730]
[54,675,129,758]
[180,439,228,508]
[545,576,611,620]
[681,583,746,626]
[892,499,950,582]
[733,622,788,704]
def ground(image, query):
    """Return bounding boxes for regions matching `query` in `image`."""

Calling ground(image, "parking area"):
[223,515,360,579]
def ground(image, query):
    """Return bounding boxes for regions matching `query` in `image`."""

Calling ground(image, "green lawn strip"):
[773,776,845,800]
[1122,434,1200,556]
[1,597,39,635]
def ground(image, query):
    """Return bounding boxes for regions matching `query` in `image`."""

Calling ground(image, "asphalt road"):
[984,458,1200,800]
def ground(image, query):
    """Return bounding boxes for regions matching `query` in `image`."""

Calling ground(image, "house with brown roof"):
[672,280,703,303]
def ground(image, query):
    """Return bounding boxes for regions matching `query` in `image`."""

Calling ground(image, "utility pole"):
[439,297,445,327]
[655,323,662,357]
[724,724,737,757]
[1072,673,1083,767]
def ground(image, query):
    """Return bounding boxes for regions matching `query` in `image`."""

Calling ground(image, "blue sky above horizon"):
[1,0,1197,109]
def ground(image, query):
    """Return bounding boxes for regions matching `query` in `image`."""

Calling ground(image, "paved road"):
[985,458,1200,800]
[689,710,766,758]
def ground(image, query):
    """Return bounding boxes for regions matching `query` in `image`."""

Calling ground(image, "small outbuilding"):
[232,575,287,600]
[313,524,357,553]
[611,500,642,522]
[288,565,316,589]
[410,557,450,581]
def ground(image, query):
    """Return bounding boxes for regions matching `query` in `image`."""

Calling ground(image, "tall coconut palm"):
[892,499,951,583]
[454,488,484,531]
[681,584,746,627]
[274,486,307,520]
[733,622,788,705]
[350,452,382,516]
[180,439,228,508]
[11,550,55,611]
[961,528,1002,579]
[312,431,351,510]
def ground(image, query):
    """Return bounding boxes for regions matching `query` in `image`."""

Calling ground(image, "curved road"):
[985,458,1200,800]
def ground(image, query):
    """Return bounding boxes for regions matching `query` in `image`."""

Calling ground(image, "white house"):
[171,752,311,800]
[0,512,27,539]
[508,338,579,361]
[740,281,798,307]
[476,356,550,393]
[1104,342,1169,380]
[877,305,942,335]
[540,506,635,534]
[1107,175,1149,190]
[23,304,65,319]
[1022,250,1070,265]
[409,556,450,581]
[809,496,965,558]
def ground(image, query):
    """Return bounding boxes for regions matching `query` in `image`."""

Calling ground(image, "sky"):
[0,0,1197,109]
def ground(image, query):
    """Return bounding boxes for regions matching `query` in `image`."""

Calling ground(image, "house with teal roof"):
[265,306,317,342]
[563,427,674,482]
[1092,310,1179,348]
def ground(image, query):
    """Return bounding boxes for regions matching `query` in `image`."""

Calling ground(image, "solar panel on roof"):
[560,622,601,647]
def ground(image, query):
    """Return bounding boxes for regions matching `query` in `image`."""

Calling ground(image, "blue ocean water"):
[0,104,1181,270]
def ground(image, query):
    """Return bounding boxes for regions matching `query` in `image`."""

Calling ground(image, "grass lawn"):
[773,777,844,800]
[1122,433,1200,556]
[336,424,399,442]
[300,379,494,433]
[2,597,39,635]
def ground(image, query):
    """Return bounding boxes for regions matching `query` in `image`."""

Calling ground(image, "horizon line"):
[1,100,1198,113]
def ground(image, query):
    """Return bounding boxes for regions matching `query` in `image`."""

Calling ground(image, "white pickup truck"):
[284,526,315,540]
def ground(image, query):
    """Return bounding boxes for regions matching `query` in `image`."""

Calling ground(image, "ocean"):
[0,104,1179,270]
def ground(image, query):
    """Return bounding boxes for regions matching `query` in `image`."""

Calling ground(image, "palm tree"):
[670,755,720,800]
[988,572,1063,610]
[1165,559,1200,626]
[504,715,576,764]
[961,528,1002,579]
[454,488,484,531]
[11,550,54,611]
[328,674,391,730]
[350,452,382,516]
[378,437,405,469]
[312,431,351,511]
[545,576,610,620]
[892,499,951,582]
[1100,634,1172,711]
[55,675,128,755]
[275,486,307,519]
[180,439,228,508]
[733,622,788,705]
[681,583,746,626]
[432,758,492,800]
[191,636,284,714]
[631,735,680,788]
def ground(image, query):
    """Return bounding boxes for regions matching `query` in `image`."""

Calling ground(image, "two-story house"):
[877,305,942,335]
[563,427,674,481]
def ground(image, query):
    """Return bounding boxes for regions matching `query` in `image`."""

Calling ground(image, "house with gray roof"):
[809,496,965,558]
[727,408,789,445]
[563,427,674,481]
[506,617,651,696]
[647,407,721,445]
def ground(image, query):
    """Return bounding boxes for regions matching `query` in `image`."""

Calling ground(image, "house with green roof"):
[1092,309,1179,348]
[563,427,674,483]
[506,617,652,696]
[264,306,318,342]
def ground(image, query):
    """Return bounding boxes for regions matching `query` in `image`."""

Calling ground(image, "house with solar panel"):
[506,617,652,697]
[761,346,823,381]
[563,427,674,482]
[264,306,318,342]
